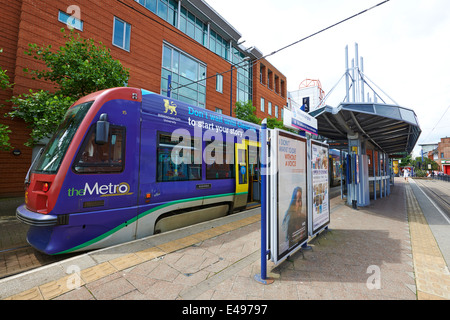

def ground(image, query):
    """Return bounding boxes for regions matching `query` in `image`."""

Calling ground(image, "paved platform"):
[1,178,449,301]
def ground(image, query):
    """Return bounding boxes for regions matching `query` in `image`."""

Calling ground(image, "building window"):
[113,17,131,51]
[275,75,280,94]
[275,105,279,118]
[58,10,83,31]
[135,0,178,27]
[441,152,445,158]
[260,97,265,112]
[260,64,266,85]
[215,107,223,114]
[161,44,207,108]
[232,48,252,103]
[179,7,207,45]
[268,101,272,115]
[216,74,223,93]
[267,70,273,90]
[210,30,230,60]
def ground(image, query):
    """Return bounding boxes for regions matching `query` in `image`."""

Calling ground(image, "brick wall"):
[0,0,31,197]
[253,58,287,121]
[0,0,287,197]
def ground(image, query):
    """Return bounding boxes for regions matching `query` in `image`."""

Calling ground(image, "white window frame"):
[260,97,265,112]
[58,10,83,31]
[113,17,131,52]
[216,74,223,93]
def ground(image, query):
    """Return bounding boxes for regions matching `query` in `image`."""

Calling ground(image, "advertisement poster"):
[393,160,399,175]
[311,141,330,234]
[276,131,308,261]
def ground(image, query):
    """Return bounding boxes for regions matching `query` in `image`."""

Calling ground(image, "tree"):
[7,29,130,146]
[399,155,412,167]
[414,156,439,171]
[9,90,73,146]
[24,28,129,99]
[234,100,261,125]
[234,100,298,134]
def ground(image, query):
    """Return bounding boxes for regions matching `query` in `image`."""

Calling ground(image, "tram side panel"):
[135,93,237,237]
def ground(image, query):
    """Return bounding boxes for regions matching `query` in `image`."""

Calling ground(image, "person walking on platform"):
[403,168,409,182]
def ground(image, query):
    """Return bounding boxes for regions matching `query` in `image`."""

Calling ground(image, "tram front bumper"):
[16,204,58,227]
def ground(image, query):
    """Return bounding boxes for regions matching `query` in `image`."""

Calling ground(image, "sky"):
[205,0,450,157]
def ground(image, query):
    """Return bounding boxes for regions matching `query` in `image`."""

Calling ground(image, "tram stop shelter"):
[310,102,421,207]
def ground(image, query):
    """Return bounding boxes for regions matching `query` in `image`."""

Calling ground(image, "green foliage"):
[414,169,428,178]
[6,29,130,147]
[399,155,412,167]
[400,154,440,172]
[0,49,12,91]
[9,90,75,146]
[234,100,298,134]
[0,48,13,150]
[234,100,261,125]
[266,117,297,133]
[0,124,12,151]
[24,29,129,98]
[414,156,439,171]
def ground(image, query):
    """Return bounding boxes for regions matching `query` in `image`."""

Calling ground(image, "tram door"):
[234,140,260,209]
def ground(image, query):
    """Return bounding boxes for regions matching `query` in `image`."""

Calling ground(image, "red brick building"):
[0,0,287,197]
[436,137,450,174]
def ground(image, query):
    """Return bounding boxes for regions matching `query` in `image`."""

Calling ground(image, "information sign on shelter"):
[283,107,318,135]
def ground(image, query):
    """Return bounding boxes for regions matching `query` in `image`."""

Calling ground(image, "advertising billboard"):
[393,160,399,175]
[311,141,330,235]
[270,130,308,264]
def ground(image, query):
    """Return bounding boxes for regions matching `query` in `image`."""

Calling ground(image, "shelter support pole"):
[254,119,273,285]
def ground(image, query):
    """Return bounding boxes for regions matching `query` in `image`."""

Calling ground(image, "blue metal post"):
[254,119,273,285]
[261,120,267,280]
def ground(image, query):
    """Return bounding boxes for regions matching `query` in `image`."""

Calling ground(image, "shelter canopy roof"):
[310,103,421,155]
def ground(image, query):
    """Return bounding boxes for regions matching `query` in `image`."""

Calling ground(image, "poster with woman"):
[276,131,308,261]
[311,141,330,234]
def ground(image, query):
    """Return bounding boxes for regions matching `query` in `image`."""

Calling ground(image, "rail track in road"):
[412,178,450,221]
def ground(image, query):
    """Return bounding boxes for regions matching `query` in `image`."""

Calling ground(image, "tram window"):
[73,126,125,174]
[205,141,235,180]
[157,133,202,182]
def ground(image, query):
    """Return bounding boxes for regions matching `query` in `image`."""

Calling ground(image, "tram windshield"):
[32,101,93,174]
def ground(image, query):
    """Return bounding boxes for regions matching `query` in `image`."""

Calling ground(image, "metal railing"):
[432,175,450,182]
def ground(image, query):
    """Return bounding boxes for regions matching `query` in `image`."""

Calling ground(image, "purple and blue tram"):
[16,88,261,254]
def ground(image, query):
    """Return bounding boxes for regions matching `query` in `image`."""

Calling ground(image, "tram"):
[329,149,342,187]
[16,88,261,254]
